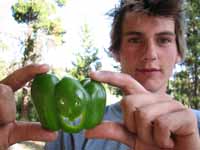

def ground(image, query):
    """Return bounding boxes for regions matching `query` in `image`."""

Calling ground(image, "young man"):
[0,0,199,150]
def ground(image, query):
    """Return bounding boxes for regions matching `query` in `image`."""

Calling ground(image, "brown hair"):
[108,0,187,59]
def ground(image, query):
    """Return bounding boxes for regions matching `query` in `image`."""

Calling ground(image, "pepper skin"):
[31,74,106,133]
[55,77,90,133]
[81,78,106,129]
[31,73,60,131]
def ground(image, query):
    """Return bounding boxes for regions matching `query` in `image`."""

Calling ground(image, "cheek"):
[119,50,139,73]
[161,51,178,74]
[119,44,140,61]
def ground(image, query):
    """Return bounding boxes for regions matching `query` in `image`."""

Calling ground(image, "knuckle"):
[178,109,198,134]
[172,100,185,109]
[120,97,130,110]
[154,116,169,131]
[185,109,197,124]
[121,95,137,107]
[135,108,151,122]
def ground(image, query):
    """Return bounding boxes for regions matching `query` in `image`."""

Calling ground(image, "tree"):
[69,23,102,80]
[68,23,122,105]
[170,0,200,109]
[11,0,67,120]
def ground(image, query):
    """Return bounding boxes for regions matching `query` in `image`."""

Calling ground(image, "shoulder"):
[103,102,123,122]
[191,109,200,134]
[191,109,200,120]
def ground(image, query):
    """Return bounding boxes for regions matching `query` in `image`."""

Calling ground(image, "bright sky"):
[0,0,119,71]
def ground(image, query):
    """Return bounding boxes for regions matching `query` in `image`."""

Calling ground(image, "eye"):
[157,37,173,45]
[127,37,143,44]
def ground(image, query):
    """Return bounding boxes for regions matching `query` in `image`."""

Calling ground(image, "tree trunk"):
[20,30,33,120]
[20,87,29,120]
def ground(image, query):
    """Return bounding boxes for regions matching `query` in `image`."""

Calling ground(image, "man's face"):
[118,12,180,93]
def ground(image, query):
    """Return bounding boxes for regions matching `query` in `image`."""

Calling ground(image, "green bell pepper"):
[31,74,60,131]
[81,78,106,129]
[31,73,106,133]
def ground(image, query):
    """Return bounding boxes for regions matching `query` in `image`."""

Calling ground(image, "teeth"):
[63,114,82,125]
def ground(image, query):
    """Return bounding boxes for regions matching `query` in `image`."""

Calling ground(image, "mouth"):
[136,68,161,73]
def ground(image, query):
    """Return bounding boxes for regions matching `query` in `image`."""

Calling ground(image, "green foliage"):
[12,0,65,44]
[169,0,200,109]
[103,49,122,97]
[70,48,101,80]
[69,23,102,80]
[46,19,66,44]
[23,36,37,64]
[12,0,56,24]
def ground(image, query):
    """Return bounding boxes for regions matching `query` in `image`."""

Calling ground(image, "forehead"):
[122,12,175,34]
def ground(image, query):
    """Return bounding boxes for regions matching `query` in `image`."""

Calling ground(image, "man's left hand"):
[85,71,200,150]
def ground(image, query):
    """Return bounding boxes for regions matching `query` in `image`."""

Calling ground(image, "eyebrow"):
[124,31,143,36]
[156,31,176,36]
[124,31,176,36]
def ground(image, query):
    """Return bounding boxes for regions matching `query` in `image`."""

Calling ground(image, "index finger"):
[0,64,49,91]
[89,71,147,94]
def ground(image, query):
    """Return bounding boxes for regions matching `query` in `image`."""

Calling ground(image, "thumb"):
[85,121,135,148]
[0,84,16,125]
[9,121,57,145]
[0,64,49,91]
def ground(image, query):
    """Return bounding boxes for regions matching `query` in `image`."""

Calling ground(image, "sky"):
[0,0,119,71]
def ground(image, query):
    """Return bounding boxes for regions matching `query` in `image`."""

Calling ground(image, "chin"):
[145,86,160,93]
[139,80,164,93]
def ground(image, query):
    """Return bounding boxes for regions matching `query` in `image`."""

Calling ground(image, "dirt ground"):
[9,141,45,150]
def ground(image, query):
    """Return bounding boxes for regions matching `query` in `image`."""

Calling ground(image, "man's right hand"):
[0,64,57,150]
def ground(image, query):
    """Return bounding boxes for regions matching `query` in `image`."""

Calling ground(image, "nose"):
[141,40,158,62]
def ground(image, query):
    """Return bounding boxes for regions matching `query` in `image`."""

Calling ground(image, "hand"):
[0,64,57,150]
[85,71,200,150]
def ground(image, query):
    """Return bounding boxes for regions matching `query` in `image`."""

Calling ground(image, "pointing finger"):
[89,71,147,94]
